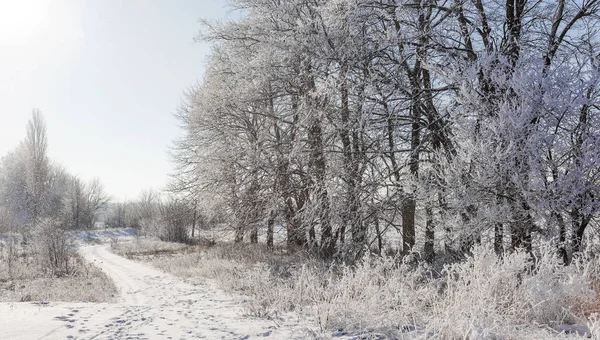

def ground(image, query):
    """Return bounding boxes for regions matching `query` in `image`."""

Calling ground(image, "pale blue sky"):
[0,0,231,200]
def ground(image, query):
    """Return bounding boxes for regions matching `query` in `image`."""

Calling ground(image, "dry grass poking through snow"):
[114,239,600,339]
[0,246,118,303]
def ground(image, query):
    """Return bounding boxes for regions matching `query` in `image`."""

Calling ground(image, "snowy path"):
[0,245,312,339]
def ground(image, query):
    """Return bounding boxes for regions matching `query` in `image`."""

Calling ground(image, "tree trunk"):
[191,204,197,238]
[424,205,435,263]
[402,100,420,254]
[282,94,308,249]
[374,212,382,256]
[339,67,365,250]
[250,228,258,244]
[339,68,352,247]
[494,223,504,256]
[554,213,568,264]
[305,71,334,258]
[267,211,274,249]
[402,197,416,254]
[234,221,244,243]
[571,210,591,261]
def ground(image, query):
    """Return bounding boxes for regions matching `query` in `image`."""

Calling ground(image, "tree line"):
[0,111,109,236]
[169,0,600,264]
[105,189,209,244]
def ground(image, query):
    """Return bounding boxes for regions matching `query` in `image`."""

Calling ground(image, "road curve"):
[0,244,311,339]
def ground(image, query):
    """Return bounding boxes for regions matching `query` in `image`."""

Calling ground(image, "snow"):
[0,243,314,339]
[551,324,591,337]
[70,228,137,244]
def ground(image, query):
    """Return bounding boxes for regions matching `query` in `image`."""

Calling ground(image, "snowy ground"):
[71,228,137,244]
[0,243,316,339]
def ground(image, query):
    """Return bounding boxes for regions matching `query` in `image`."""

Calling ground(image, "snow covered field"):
[2,229,600,339]
[0,243,316,339]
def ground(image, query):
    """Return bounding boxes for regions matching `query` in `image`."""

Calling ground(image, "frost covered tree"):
[0,111,51,226]
[0,111,110,233]
[172,0,600,263]
[432,0,600,263]
[63,176,109,229]
[24,109,50,221]
[0,145,30,226]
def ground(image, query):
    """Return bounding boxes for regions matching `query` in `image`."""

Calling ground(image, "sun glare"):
[0,0,49,46]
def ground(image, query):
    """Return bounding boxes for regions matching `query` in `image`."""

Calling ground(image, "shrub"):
[143,241,599,339]
[34,219,76,277]
[427,245,593,338]
[159,200,191,244]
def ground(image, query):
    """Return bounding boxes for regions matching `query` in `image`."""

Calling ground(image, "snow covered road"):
[0,244,311,339]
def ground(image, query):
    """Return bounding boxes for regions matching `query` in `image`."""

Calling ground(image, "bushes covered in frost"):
[146,240,600,338]
[198,244,599,338]
[430,245,594,338]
